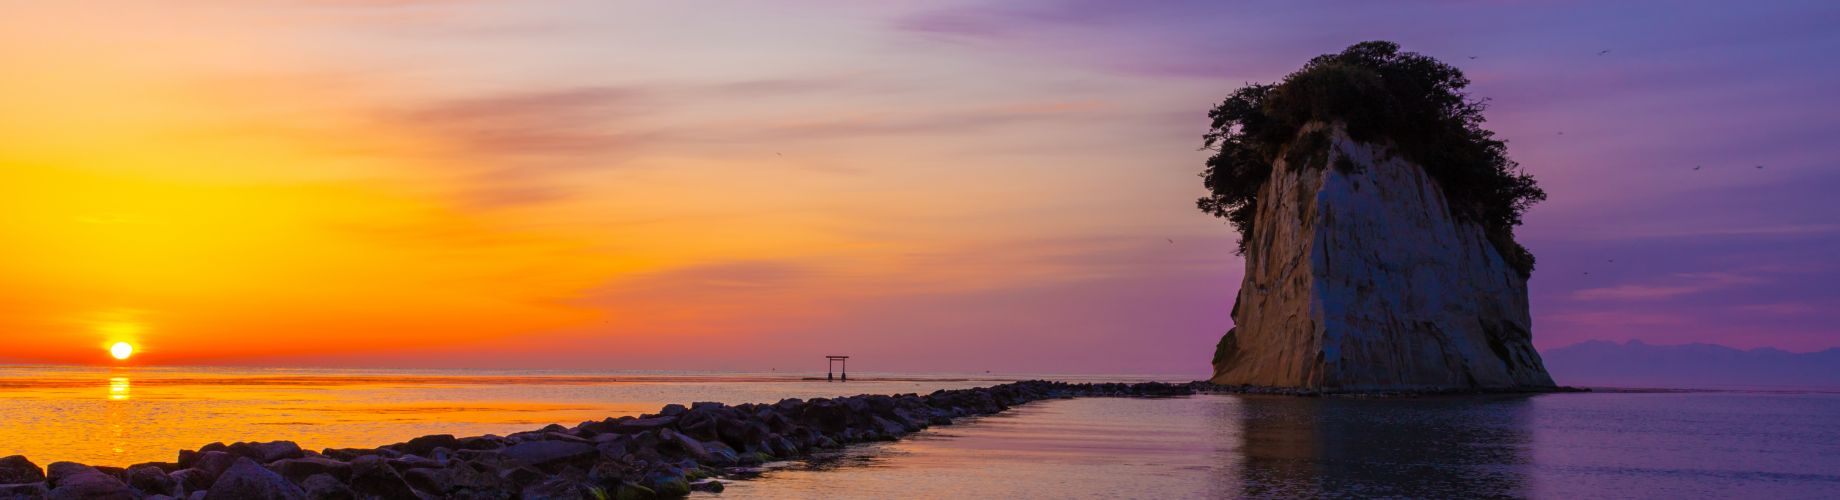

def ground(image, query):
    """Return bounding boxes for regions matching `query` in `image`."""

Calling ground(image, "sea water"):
[3,365,1837,498]
[0,365,1143,466]
[721,392,1840,498]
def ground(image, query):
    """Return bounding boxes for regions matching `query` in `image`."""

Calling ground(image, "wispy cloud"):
[1560,223,1840,241]
[395,86,656,161]
[752,100,1112,140]
[1572,272,1765,301]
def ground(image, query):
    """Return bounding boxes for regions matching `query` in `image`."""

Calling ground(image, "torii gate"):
[826,355,849,381]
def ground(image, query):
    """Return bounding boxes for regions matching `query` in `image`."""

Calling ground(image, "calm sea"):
[3,366,1838,498]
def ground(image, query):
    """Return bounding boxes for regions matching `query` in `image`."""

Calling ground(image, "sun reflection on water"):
[108,377,130,401]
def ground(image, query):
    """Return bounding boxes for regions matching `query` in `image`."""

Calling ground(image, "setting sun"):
[109,342,133,360]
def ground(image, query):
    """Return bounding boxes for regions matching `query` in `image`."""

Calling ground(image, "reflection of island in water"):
[1216,395,1534,498]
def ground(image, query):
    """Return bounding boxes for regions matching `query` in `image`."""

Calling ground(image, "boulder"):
[266,457,351,484]
[227,442,304,464]
[385,455,441,473]
[45,463,132,500]
[519,476,590,500]
[870,416,905,436]
[455,436,506,451]
[0,456,45,485]
[317,449,387,462]
[167,469,212,493]
[500,441,595,468]
[203,458,304,500]
[127,462,180,474]
[542,432,589,444]
[346,456,415,500]
[393,434,460,456]
[193,452,239,484]
[0,483,48,499]
[299,474,352,500]
[402,464,503,498]
[126,465,178,497]
[615,416,675,434]
[657,429,711,463]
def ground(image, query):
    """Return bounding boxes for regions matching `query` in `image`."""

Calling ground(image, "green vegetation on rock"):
[1197,41,1544,276]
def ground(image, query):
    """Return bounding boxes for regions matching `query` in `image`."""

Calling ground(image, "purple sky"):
[887,0,1840,359]
[3,1,1836,375]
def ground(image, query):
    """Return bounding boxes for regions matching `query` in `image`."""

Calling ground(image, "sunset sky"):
[3,1,1836,374]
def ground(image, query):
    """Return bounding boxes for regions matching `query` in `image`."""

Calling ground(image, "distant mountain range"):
[1541,340,1840,389]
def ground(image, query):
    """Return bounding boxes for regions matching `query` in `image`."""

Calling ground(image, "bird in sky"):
[1167,238,1174,244]
[1694,165,1703,171]
[1598,49,1612,56]
[1756,165,1765,169]
[1468,56,1478,60]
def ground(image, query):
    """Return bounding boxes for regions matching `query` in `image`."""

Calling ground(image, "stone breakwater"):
[0,380,1191,500]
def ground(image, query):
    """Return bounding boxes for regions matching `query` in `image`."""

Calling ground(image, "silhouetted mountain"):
[1542,340,1840,389]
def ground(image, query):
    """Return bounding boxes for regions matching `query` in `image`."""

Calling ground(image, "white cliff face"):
[1211,123,1555,391]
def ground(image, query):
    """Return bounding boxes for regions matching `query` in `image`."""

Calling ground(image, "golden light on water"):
[109,342,134,360]
[108,377,130,401]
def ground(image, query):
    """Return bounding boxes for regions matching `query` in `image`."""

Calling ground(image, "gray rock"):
[496,466,545,490]
[614,416,675,433]
[0,482,48,500]
[500,441,595,468]
[193,452,239,484]
[1210,123,1555,391]
[519,477,588,500]
[657,429,711,463]
[266,457,351,484]
[167,469,212,493]
[317,449,386,462]
[700,441,739,466]
[346,456,415,499]
[45,463,132,500]
[871,416,905,436]
[203,458,304,500]
[384,455,441,474]
[127,462,180,474]
[394,434,459,457]
[403,464,504,498]
[0,456,45,485]
[227,442,304,464]
[542,432,589,444]
[127,465,178,497]
[455,436,505,451]
[299,474,352,500]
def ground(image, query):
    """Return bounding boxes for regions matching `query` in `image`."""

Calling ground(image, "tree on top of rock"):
[1196,40,1544,276]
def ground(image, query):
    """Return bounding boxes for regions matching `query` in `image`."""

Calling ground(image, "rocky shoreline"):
[0,380,1192,500]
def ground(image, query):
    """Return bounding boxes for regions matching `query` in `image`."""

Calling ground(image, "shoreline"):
[0,380,1598,499]
[0,380,1191,499]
